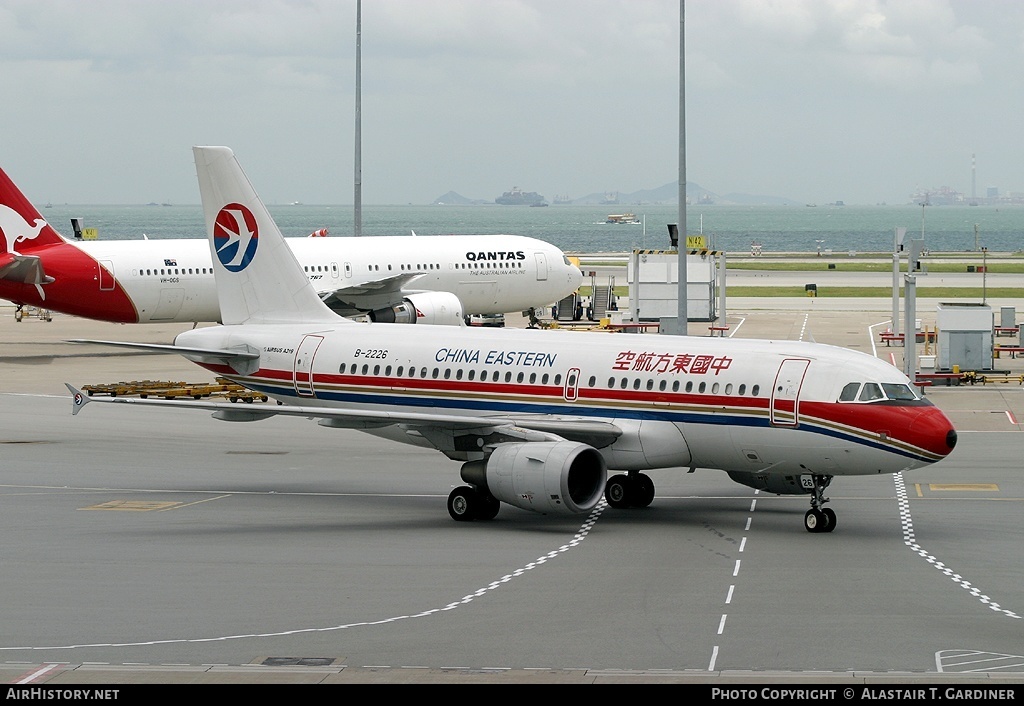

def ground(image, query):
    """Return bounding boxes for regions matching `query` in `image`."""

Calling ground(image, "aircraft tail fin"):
[0,167,68,256]
[192,146,344,326]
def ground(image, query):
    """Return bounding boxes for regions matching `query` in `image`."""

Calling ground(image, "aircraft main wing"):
[0,251,54,286]
[320,271,425,313]
[65,384,622,448]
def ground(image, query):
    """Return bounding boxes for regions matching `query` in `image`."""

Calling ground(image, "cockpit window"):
[841,381,920,402]
[858,383,884,402]
[882,383,919,400]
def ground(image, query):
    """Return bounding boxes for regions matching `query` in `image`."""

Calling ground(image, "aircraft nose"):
[911,406,958,458]
[569,262,583,287]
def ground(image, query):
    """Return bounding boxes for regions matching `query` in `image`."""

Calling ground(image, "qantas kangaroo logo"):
[213,203,259,272]
[0,205,47,254]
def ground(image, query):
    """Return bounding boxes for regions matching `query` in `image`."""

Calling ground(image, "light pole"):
[982,246,988,304]
[815,239,825,257]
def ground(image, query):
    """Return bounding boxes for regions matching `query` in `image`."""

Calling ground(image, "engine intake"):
[368,291,464,326]
[463,441,607,515]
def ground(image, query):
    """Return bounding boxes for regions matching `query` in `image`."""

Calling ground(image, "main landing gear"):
[604,472,655,509]
[803,474,836,533]
[447,485,501,521]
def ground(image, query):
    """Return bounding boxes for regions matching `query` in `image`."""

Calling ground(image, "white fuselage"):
[176,321,955,477]
[69,234,582,323]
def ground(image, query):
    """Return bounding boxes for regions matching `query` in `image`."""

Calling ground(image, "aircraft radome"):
[66,146,958,533]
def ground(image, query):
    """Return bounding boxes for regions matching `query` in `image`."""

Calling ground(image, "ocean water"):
[37,202,1024,255]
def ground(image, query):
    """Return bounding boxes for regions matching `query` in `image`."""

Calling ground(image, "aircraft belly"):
[361,426,435,449]
[723,425,841,475]
[133,279,221,323]
[149,288,185,320]
[602,419,691,471]
[457,280,499,309]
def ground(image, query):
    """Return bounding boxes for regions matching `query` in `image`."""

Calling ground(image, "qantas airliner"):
[0,165,581,325]
[67,146,958,533]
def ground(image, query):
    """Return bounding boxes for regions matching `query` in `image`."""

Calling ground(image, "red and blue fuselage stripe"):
[200,363,946,464]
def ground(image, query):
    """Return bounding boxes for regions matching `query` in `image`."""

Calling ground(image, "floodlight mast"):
[892,227,906,337]
[354,0,362,237]
[675,0,688,335]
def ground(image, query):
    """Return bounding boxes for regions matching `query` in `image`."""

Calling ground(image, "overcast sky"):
[2,0,1021,206]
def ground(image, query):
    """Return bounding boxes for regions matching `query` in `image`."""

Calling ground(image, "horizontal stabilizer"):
[66,338,260,360]
[0,252,54,286]
[67,338,261,375]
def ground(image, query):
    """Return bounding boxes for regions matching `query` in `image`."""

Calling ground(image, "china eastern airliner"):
[67,146,958,533]
[0,165,581,325]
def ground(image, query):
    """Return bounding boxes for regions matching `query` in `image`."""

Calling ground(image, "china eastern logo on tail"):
[213,203,259,271]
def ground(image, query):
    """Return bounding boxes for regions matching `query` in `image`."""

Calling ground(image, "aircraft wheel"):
[804,509,826,533]
[605,474,632,509]
[476,493,500,521]
[633,474,655,508]
[822,508,837,533]
[448,486,478,521]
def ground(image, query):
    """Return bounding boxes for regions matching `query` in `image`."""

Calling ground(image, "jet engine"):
[462,441,607,515]
[727,471,809,495]
[367,291,464,326]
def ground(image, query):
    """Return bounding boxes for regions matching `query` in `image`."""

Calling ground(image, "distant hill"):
[432,183,801,206]
[431,191,490,205]
[572,182,801,206]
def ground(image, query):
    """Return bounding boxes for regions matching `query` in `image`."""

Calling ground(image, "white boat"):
[605,213,641,224]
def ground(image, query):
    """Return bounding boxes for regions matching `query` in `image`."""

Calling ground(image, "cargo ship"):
[495,186,545,205]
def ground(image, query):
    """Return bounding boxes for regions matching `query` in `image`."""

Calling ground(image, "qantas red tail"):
[0,166,67,255]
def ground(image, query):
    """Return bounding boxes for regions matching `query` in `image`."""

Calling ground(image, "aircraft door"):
[563,367,580,401]
[293,334,324,397]
[535,252,548,281]
[344,262,353,279]
[98,260,115,291]
[770,358,810,427]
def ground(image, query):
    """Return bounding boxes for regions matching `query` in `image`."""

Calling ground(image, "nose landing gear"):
[803,474,836,533]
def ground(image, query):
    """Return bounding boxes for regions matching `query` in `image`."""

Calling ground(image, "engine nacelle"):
[368,291,464,326]
[727,471,810,496]
[463,442,607,515]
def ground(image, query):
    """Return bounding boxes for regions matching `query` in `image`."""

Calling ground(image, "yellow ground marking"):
[80,500,181,511]
[914,483,1000,496]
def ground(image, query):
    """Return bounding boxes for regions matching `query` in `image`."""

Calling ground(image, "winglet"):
[65,383,89,416]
